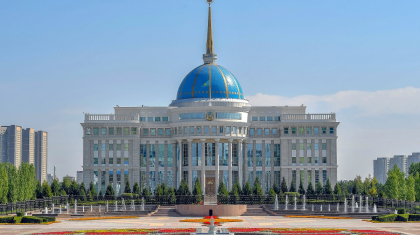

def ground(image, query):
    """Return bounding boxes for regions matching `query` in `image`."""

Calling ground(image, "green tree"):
[253,177,264,196]
[315,181,323,195]
[334,182,342,195]
[89,182,97,197]
[352,175,363,194]
[218,181,228,196]
[298,178,306,195]
[132,182,141,195]
[289,181,296,192]
[384,165,400,199]
[41,180,52,198]
[124,180,131,193]
[306,182,315,195]
[35,180,43,198]
[70,180,79,195]
[397,168,406,200]
[168,187,177,204]
[79,183,87,201]
[415,173,420,202]
[177,179,191,195]
[243,181,252,195]
[324,179,333,195]
[409,162,420,176]
[51,179,60,196]
[232,180,242,195]
[192,178,203,203]
[5,163,18,202]
[406,174,416,202]
[280,177,288,194]
[155,184,163,196]
[142,187,150,196]
[105,184,115,196]
[272,182,280,195]
[0,164,9,203]
[61,177,72,195]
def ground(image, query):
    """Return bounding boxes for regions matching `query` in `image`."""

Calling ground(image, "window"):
[155,117,161,122]
[94,158,98,164]
[131,127,137,135]
[140,117,146,122]
[250,129,255,135]
[117,127,122,135]
[239,127,242,134]
[117,158,121,164]
[256,144,262,166]
[117,144,121,151]
[267,116,273,121]
[179,113,205,120]
[204,126,209,133]
[124,127,129,135]
[219,127,224,133]
[109,158,113,165]
[257,128,262,135]
[101,128,106,135]
[150,144,156,167]
[307,143,311,150]
[264,128,270,135]
[322,143,327,150]
[216,113,242,120]
[292,170,296,189]
[151,129,156,136]
[272,128,277,135]
[284,128,289,134]
[252,116,258,121]
[329,127,334,134]
[93,128,99,135]
[226,126,230,133]
[166,129,171,136]
[265,144,271,166]
[323,157,327,164]
[163,117,168,122]
[259,116,266,121]
[109,128,114,135]
[247,144,253,167]
[299,127,304,134]
[219,143,228,166]
[323,170,327,185]
[197,127,201,133]
[190,127,194,134]
[147,117,153,122]
[274,144,280,166]
[292,127,296,134]
[124,143,129,151]
[94,144,98,151]
[299,143,304,150]
[315,143,319,150]
[184,127,188,134]
[109,144,114,151]
[158,128,163,136]
[212,127,216,133]
[124,157,129,164]
[314,127,319,134]
[232,126,236,134]
[307,127,311,134]
[101,144,106,151]
[307,170,311,183]
[158,144,164,167]
[143,129,148,136]
[307,156,311,164]
[300,156,304,164]
[274,116,280,121]
[292,143,296,150]
[322,127,327,134]
[183,144,188,166]
[315,170,319,184]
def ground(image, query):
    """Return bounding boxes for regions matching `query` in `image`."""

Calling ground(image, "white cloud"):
[246,87,420,116]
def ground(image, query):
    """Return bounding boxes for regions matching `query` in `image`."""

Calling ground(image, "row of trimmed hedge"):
[0,216,55,224]
[373,214,420,222]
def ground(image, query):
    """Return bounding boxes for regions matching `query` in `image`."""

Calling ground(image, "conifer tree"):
[243,181,252,195]
[89,182,97,196]
[306,182,315,195]
[315,181,323,195]
[324,179,333,195]
[51,179,60,196]
[289,181,296,192]
[218,181,228,196]
[142,187,150,196]
[334,182,342,195]
[253,177,264,196]
[298,178,306,195]
[132,182,141,195]
[35,180,43,199]
[415,172,420,202]
[124,180,131,193]
[192,178,203,203]
[42,180,52,198]
[272,182,280,195]
[105,184,115,196]
[280,177,288,193]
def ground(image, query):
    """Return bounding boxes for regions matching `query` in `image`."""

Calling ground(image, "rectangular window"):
[239,127,242,134]
[299,143,304,150]
[101,128,106,135]
[117,127,122,135]
[300,156,304,164]
[322,127,327,134]
[140,117,146,122]
[292,143,296,150]
[94,144,98,151]
[149,144,156,167]
[314,127,319,134]
[155,117,161,122]
[212,126,216,133]
[183,144,188,166]
[219,143,228,166]
[158,128,163,136]
[167,144,174,167]
[265,143,271,166]
[131,127,137,135]
[179,113,205,120]
[109,144,114,151]
[267,116,273,121]
[192,143,201,166]
[250,129,255,136]
[117,157,121,164]
[190,127,194,134]
[147,117,153,122]
[143,129,148,136]
[219,127,224,133]
[323,156,327,164]
[292,127,296,134]
[163,117,169,122]
[274,116,280,121]
[226,126,231,133]
[315,143,319,150]
[151,129,156,136]
[101,144,106,151]
[292,156,296,164]
[284,128,289,134]
[307,143,311,150]
[124,157,129,164]
[166,129,171,136]
[158,144,164,167]
[330,127,334,134]
[109,158,113,165]
[299,127,304,134]
[252,116,258,121]
[323,170,327,185]
[259,116,266,121]
[205,143,215,166]
[197,127,201,133]
[117,144,121,151]
[257,128,262,135]
[101,157,106,164]
[140,144,147,167]
[322,143,327,150]
[149,171,155,194]
[93,128,99,135]
[272,128,277,135]
[264,128,270,135]
[124,127,129,135]
[184,127,188,134]
[109,128,114,135]
[247,144,253,167]
[124,143,129,151]
[274,144,280,166]
[204,126,209,133]
[232,144,238,166]
[307,170,312,184]
[256,144,262,166]
[292,170,296,189]
[94,157,98,164]
[315,170,319,184]
[232,126,236,134]
[307,127,311,134]
[308,156,311,164]
[216,113,242,120]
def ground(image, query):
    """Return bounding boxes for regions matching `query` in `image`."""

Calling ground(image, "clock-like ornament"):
[206,112,214,121]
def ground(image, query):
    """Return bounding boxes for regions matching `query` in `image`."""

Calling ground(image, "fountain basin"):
[176,205,247,217]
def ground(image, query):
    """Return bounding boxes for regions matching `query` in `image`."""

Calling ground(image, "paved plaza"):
[2,216,419,235]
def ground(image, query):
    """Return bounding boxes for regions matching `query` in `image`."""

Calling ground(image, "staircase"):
[152,206,180,217]
[241,205,272,216]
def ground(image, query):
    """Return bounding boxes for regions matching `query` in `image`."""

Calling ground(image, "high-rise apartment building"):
[373,153,420,183]
[35,131,48,183]
[407,153,420,174]
[388,155,407,175]
[22,128,35,164]
[0,125,23,167]
[373,157,389,184]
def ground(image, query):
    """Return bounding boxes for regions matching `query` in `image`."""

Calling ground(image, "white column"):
[177,140,183,189]
[187,139,193,190]
[215,139,220,195]
[200,139,206,195]
[228,139,233,191]
[243,140,248,188]
[238,140,243,187]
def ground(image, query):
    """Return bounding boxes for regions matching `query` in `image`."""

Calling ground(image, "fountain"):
[294,197,297,210]
[337,203,339,212]
[44,207,48,214]
[106,201,108,212]
[66,202,69,214]
[365,196,369,213]
[312,204,314,212]
[320,204,322,211]
[394,209,397,214]
[359,195,362,213]
[90,205,93,212]
[131,200,135,211]
[82,205,84,213]
[99,205,101,213]
[122,198,126,211]
[74,199,78,214]
[52,203,54,214]
[114,201,118,211]
[284,195,288,210]
[373,204,377,213]
[59,205,62,214]
[208,217,216,235]
[274,194,279,210]
[344,198,347,213]
[302,195,306,210]
[356,202,358,208]
[351,195,355,212]
[141,197,145,211]
[328,204,330,212]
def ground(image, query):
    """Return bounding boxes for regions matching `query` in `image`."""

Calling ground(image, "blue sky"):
[1,0,419,180]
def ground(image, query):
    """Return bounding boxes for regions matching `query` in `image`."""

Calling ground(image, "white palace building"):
[81,2,339,196]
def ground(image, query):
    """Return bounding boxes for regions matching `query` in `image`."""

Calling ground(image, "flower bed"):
[69,216,138,221]
[228,228,400,234]
[32,228,196,234]
[180,216,242,223]
[284,215,353,219]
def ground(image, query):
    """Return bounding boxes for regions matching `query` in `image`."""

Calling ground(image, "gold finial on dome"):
[203,0,217,64]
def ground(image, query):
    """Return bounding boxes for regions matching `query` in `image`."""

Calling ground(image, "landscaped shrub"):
[13,216,23,223]
[21,216,43,223]
[37,216,56,222]
[0,216,14,223]
[409,214,420,221]
[397,208,406,214]
[377,214,398,222]
[16,212,25,216]
[284,192,300,198]
[396,214,409,222]
[120,193,133,199]
[371,216,379,221]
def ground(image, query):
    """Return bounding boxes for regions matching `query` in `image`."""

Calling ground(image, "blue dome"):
[176,64,244,100]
